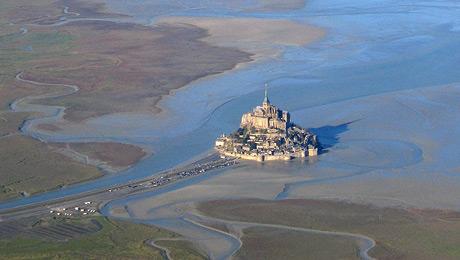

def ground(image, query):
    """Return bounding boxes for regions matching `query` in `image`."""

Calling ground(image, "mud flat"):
[0,134,104,202]
[20,20,252,122]
[235,226,359,260]
[197,198,460,260]
[2,0,121,25]
[50,142,148,172]
[284,83,460,210]
[246,0,307,12]
[104,83,460,259]
[0,111,102,202]
[0,0,256,202]
[158,16,325,59]
[104,161,367,259]
[14,0,460,259]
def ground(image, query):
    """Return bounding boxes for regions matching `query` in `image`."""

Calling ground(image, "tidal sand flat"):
[0,0,261,202]
[0,1,129,201]
[158,16,325,58]
[245,0,306,12]
[105,83,460,258]
[3,0,460,259]
[0,0,326,207]
[50,142,148,172]
[106,0,307,22]
[20,20,251,122]
[285,84,460,209]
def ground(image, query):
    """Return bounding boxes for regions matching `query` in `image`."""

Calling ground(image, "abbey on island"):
[215,87,319,162]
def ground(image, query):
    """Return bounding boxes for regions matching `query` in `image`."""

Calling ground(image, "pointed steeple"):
[263,83,270,104]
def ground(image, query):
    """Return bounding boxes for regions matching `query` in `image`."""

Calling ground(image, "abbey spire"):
[263,83,270,105]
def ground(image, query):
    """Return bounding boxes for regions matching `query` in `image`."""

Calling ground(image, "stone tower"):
[240,85,290,130]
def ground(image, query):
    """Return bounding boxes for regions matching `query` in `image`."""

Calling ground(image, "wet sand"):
[158,16,325,58]
[50,142,148,172]
[0,0,327,208]
[22,20,252,122]
[3,0,460,258]
[285,84,460,209]
[105,83,460,258]
[0,0,258,202]
[248,0,306,12]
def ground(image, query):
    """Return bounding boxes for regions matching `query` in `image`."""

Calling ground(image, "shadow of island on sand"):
[310,120,359,154]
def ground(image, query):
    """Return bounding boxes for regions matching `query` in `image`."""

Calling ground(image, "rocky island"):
[215,87,319,161]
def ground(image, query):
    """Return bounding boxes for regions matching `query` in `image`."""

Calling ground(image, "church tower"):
[263,83,270,107]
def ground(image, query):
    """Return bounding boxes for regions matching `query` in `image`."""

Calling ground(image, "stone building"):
[240,89,290,130]
[215,86,319,162]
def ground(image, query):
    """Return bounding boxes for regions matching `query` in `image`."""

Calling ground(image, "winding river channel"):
[2,0,460,259]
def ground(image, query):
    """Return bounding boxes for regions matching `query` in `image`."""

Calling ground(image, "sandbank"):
[106,83,460,258]
[158,16,325,59]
